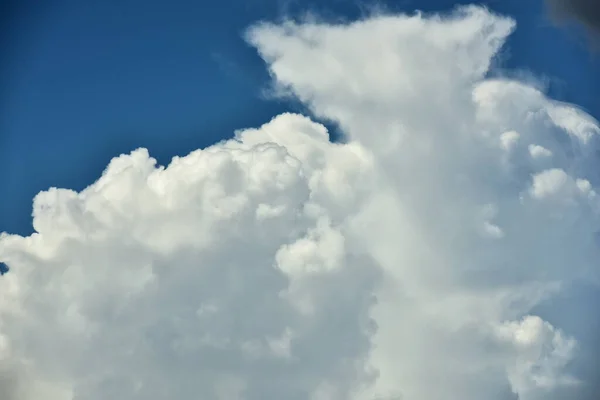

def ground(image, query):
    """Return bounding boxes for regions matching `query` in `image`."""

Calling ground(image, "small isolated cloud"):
[2,5,600,400]
[529,144,553,159]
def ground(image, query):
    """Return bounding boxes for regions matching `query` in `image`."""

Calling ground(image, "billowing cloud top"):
[1,5,600,400]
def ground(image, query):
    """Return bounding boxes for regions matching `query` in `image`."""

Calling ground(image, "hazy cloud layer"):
[1,5,600,400]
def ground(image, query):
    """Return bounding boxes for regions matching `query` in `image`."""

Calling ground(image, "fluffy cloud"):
[1,5,600,400]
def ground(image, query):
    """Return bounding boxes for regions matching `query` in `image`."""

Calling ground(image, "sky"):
[1,1,600,400]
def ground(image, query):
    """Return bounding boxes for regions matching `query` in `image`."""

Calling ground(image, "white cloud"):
[529,144,553,159]
[1,5,600,400]
[500,130,520,151]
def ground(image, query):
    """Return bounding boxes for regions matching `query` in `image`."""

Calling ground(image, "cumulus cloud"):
[1,5,600,400]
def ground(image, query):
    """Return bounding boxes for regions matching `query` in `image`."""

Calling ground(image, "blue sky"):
[1,0,598,237]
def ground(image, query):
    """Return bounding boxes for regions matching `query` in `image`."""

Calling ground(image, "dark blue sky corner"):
[544,0,600,47]
[542,0,600,111]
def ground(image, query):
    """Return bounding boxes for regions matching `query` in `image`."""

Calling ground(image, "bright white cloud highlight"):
[529,144,553,159]
[1,5,599,400]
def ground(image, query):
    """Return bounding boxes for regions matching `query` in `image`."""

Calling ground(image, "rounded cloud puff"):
[1,5,599,400]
